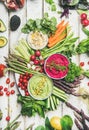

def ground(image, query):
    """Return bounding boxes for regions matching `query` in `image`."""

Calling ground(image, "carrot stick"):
[57,20,65,28]
[55,22,68,35]
[48,33,66,48]
[48,22,68,44]
[48,20,65,42]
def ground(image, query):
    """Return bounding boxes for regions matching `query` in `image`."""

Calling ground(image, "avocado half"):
[0,19,6,32]
[0,36,7,48]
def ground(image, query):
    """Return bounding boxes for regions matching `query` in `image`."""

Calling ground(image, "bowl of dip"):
[27,31,48,50]
[44,53,69,80]
[27,74,53,100]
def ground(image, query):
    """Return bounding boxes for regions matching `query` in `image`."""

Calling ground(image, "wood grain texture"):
[0,1,89,130]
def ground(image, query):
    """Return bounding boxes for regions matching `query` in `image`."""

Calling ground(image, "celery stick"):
[53,86,65,94]
[50,96,55,110]
[46,97,50,109]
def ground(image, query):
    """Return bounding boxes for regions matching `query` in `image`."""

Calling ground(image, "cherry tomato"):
[0,86,3,90]
[35,50,41,57]
[80,62,84,67]
[30,55,36,61]
[6,78,10,84]
[10,82,15,87]
[87,61,89,65]
[87,82,89,86]
[82,19,89,26]
[34,60,39,65]
[6,116,10,121]
[21,86,26,90]
[11,90,15,94]
[4,87,8,92]
[0,64,6,78]
[29,74,33,78]
[25,91,30,96]
[6,91,10,96]
[18,82,22,87]
[80,13,87,20]
[0,91,4,96]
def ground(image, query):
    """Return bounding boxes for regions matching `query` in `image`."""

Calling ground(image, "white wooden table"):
[0,0,89,130]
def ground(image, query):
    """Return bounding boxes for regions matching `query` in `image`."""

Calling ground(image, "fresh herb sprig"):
[21,14,57,36]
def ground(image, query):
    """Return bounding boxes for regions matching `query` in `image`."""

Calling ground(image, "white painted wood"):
[0,1,89,130]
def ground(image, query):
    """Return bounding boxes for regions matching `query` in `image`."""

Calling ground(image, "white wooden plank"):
[0,3,9,129]
[7,3,27,130]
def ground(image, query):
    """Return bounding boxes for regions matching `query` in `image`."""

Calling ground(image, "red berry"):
[80,13,87,20]
[30,55,36,61]
[0,86,3,90]
[80,62,84,67]
[82,19,89,26]
[34,60,39,65]
[6,116,10,121]
[6,91,10,96]
[87,61,89,65]
[6,78,10,84]
[0,91,4,96]
[10,82,15,87]
[21,86,26,90]
[35,50,41,57]
[4,87,8,92]
[18,82,22,87]
[11,90,15,94]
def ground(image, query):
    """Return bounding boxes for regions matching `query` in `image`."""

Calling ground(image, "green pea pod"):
[82,27,89,36]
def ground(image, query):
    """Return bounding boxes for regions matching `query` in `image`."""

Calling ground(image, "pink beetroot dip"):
[44,54,69,79]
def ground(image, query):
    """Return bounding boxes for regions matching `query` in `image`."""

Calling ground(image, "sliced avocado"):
[0,19,6,32]
[0,36,7,48]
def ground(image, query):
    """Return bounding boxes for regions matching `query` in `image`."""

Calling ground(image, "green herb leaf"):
[51,3,56,11]
[35,126,45,130]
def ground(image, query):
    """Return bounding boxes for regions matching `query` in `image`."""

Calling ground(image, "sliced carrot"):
[48,33,67,48]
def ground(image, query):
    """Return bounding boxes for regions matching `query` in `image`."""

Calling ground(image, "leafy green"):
[82,27,89,36]
[45,117,54,130]
[21,14,57,36]
[35,126,45,130]
[76,38,89,54]
[60,115,73,130]
[17,95,47,118]
[45,0,54,5]
[51,3,56,11]
[64,62,82,82]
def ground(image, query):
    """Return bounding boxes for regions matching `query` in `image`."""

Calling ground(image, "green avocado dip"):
[28,74,53,100]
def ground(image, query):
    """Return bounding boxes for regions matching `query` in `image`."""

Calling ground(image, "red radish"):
[0,64,6,78]
[0,86,3,90]
[40,60,45,66]
[80,13,87,20]
[6,78,10,84]
[0,91,4,96]
[6,116,10,121]
[35,50,41,57]
[34,60,39,65]
[30,55,36,61]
